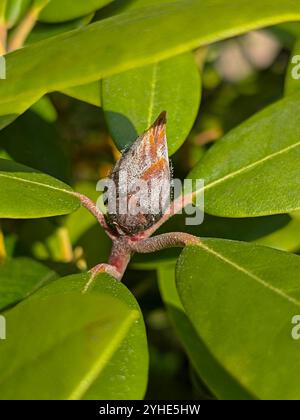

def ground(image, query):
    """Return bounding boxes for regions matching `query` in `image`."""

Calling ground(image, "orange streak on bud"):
[142,157,168,181]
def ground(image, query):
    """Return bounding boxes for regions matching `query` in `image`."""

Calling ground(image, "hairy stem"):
[78,190,198,282]
[87,240,131,285]
[108,239,131,277]
[130,232,200,254]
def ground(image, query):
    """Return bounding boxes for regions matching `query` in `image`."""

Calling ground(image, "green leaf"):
[2,0,300,119]
[18,219,74,263]
[277,23,300,40]
[0,111,69,182]
[285,37,300,95]
[190,93,300,217]
[27,13,94,44]
[0,257,57,311]
[0,115,18,130]
[61,81,101,107]
[0,292,137,398]
[158,266,252,400]
[102,52,200,155]
[39,0,113,23]
[0,159,80,218]
[256,216,300,252]
[0,0,7,22]
[176,239,300,400]
[96,0,177,18]
[0,272,148,400]
[30,96,57,122]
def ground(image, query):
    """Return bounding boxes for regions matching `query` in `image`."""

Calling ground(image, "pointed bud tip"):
[153,111,167,127]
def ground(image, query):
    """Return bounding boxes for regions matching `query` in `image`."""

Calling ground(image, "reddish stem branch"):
[87,239,131,284]
[129,232,200,254]
[78,190,199,282]
[108,240,131,277]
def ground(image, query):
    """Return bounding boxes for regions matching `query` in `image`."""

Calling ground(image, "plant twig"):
[86,238,131,286]
[79,189,199,281]
[129,232,200,254]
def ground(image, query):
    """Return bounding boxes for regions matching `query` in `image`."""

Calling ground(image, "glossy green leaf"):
[0,111,69,182]
[39,0,113,23]
[0,115,18,130]
[96,0,176,19]
[6,272,148,400]
[0,287,141,399]
[0,0,6,22]
[0,159,80,218]
[285,38,300,95]
[190,93,300,217]
[256,217,300,252]
[61,81,101,107]
[30,96,58,122]
[40,273,148,400]
[0,257,57,311]
[158,266,252,400]
[177,239,300,400]
[102,52,200,155]
[2,0,300,120]
[27,13,94,44]
[276,23,300,41]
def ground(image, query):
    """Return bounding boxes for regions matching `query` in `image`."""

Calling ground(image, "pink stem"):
[108,240,131,277]
[89,239,131,282]
[129,232,200,254]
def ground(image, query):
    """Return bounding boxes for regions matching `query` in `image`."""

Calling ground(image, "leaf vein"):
[0,173,74,196]
[197,241,300,307]
[204,140,300,191]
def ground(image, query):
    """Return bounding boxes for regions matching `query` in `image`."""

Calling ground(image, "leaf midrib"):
[147,62,158,128]
[196,139,300,194]
[0,310,138,400]
[69,310,138,400]
[196,241,300,308]
[0,172,74,196]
